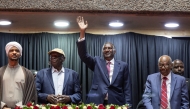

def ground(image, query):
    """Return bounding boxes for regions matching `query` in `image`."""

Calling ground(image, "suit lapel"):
[100,59,110,82]
[157,73,161,98]
[46,68,55,90]
[170,72,176,99]
[111,61,120,84]
[63,69,69,90]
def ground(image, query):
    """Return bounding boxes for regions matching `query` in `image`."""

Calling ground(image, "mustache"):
[12,54,18,56]
[10,58,19,61]
[12,54,20,57]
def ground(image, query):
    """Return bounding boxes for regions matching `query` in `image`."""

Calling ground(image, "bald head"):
[158,55,172,64]
[158,55,172,76]
[172,59,184,76]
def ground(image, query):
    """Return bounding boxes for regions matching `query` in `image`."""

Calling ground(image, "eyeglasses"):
[50,55,62,60]
[158,64,170,68]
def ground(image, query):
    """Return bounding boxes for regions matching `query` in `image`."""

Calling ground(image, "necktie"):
[161,77,168,109]
[106,61,111,75]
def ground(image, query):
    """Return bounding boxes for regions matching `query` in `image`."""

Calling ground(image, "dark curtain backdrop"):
[0,32,190,109]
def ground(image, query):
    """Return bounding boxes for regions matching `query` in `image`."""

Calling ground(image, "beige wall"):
[0,0,190,37]
[0,0,189,12]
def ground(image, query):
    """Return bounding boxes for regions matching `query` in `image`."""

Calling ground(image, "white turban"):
[5,41,22,56]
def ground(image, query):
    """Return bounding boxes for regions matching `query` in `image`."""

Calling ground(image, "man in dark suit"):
[172,59,184,76]
[76,16,132,106]
[172,59,190,107]
[36,48,81,104]
[143,55,189,109]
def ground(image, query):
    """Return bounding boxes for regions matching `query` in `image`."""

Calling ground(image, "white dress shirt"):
[105,58,115,100]
[52,67,65,95]
[106,59,115,83]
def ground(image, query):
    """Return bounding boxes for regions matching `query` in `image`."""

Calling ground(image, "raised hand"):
[77,16,88,30]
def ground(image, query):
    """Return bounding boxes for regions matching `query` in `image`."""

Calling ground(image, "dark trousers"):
[103,100,108,106]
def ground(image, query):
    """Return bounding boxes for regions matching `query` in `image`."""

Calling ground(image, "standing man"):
[76,16,132,106]
[172,59,190,107]
[0,41,37,109]
[172,59,185,76]
[143,55,189,109]
[36,48,81,104]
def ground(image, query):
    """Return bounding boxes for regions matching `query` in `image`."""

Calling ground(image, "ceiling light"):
[164,35,172,38]
[164,23,179,28]
[0,20,11,25]
[54,21,69,27]
[109,22,124,27]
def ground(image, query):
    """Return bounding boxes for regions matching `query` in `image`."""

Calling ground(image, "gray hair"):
[102,42,116,51]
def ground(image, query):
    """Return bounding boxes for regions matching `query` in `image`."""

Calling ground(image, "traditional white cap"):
[5,41,22,56]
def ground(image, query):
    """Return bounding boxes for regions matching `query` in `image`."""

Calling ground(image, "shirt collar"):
[51,66,65,73]
[106,58,114,65]
[161,71,171,80]
[8,63,20,68]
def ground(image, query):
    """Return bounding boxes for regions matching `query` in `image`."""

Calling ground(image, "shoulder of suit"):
[64,68,78,74]
[116,60,127,64]
[94,56,105,63]
[38,68,51,73]
[95,57,128,65]
[172,73,186,80]
[95,56,103,60]
[148,72,160,77]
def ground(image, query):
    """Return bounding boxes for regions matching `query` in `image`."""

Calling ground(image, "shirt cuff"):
[1,102,6,109]
[78,37,85,42]
[15,101,22,107]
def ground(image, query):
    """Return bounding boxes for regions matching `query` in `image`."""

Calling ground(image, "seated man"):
[36,48,81,104]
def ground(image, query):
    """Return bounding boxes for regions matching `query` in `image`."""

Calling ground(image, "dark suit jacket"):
[142,72,189,109]
[185,78,190,107]
[36,67,81,104]
[77,40,132,106]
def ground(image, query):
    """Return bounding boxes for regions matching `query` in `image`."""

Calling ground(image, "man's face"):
[102,43,115,61]
[158,56,172,76]
[49,52,64,68]
[8,46,21,61]
[172,60,184,76]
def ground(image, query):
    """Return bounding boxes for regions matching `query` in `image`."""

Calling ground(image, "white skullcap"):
[5,41,22,56]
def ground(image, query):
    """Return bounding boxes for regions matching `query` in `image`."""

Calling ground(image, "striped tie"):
[161,77,168,109]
